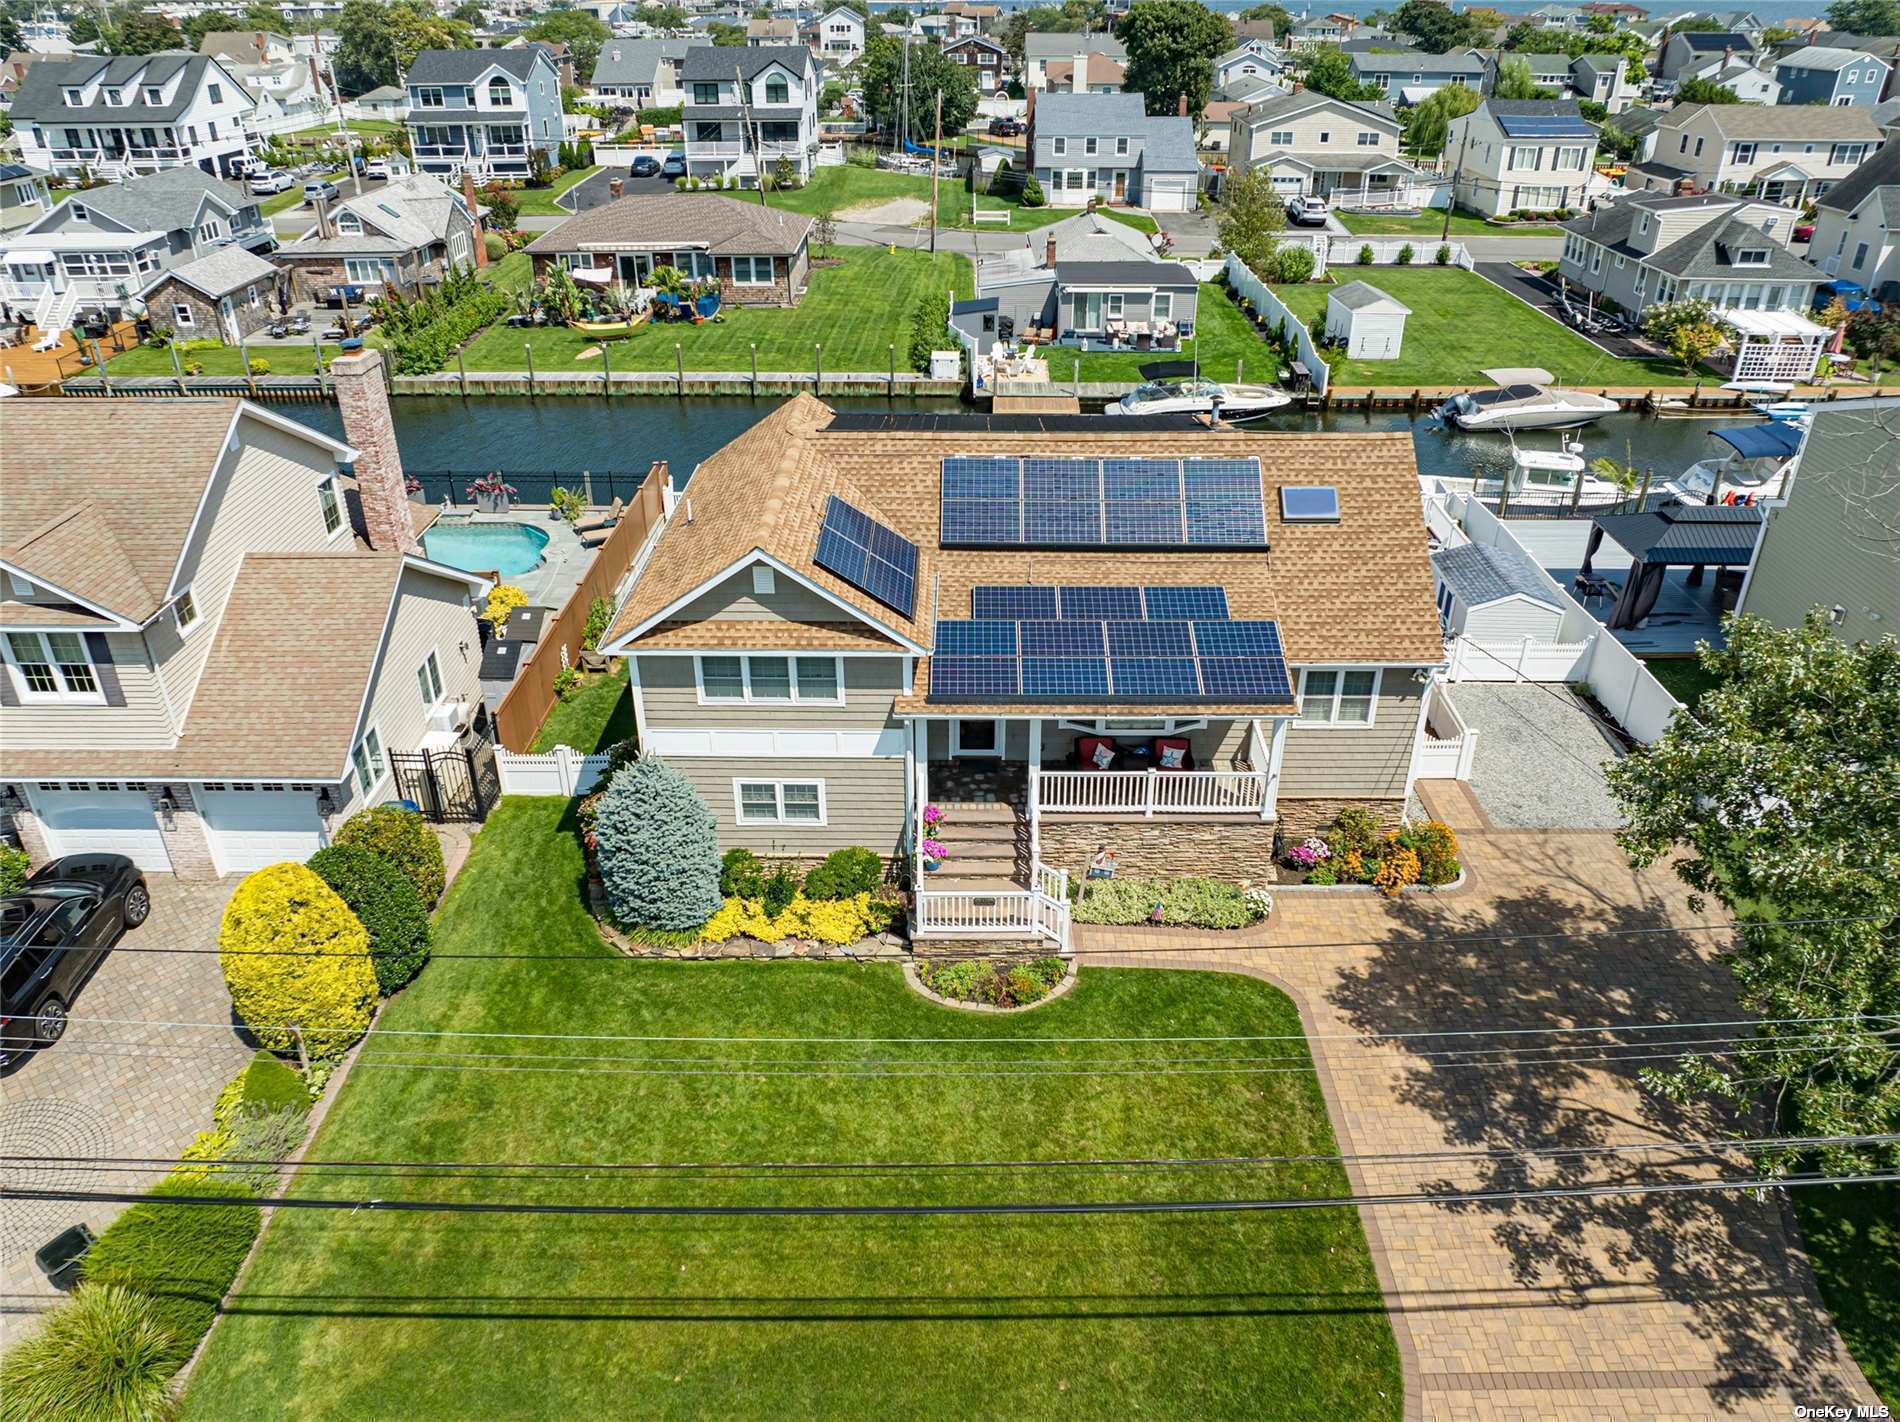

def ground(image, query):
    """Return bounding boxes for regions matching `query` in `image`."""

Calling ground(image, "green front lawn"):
[456,246,972,374]
[1796,1183,1899,1409]
[95,341,357,378]
[259,188,308,217]
[703,164,972,227]
[184,798,1401,1420]
[514,166,603,217]
[1070,282,1268,385]
[531,662,633,753]
[1269,269,1701,386]
[286,119,403,139]
[1335,211,1566,238]
[969,189,1160,235]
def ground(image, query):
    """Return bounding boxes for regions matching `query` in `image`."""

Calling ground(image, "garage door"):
[35,785,172,872]
[199,785,324,876]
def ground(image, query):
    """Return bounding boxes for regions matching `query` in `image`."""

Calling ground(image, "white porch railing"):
[914,873,1072,951]
[1037,768,1269,817]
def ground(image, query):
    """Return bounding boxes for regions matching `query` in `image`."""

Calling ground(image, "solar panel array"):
[812,495,919,618]
[1496,114,1593,139]
[971,584,1231,621]
[929,616,1290,705]
[940,456,1268,549]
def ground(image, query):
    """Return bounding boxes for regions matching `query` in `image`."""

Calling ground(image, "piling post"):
[525,343,536,397]
[600,339,611,397]
[457,348,469,397]
[815,342,823,391]
[675,342,684,397]
[92,339,110,395]
[170,338,186,394]
[750,342,758,395]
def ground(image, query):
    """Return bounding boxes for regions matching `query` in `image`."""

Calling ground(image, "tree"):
[1826,0,1900,31]
[1675,75,1742,104]
[1493,56,1552,99]
[707,18,746,45]
[333,803,446,904]
[1843,307,1900,377]
[1672,14,1728,30]
[451,0,485,23]
[1115,0,1233,116]
[111,10,184,53]
[0,11,21,54]
[860,34,978,140]
[813,207,838,256]
[1607,611,1900,1177]
[1642,296,1726,372]
[1403,80,1480,156]
[640,1,690,27]
[1504,20,1567,51]
[1391,0,1485,53]
[335,0,474,96]
[218,863,377,1059]
[184,9,241,49]
[307,844,431,996]
[1301,45,1383,102]
[594,754,723,931]
[527,7,610,81]
[1215,165,1286,276]
[1237,2,1291,36]
[66,8,101,44]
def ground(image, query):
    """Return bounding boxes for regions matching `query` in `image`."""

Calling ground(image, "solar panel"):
[1057,586,1143,620]
[971,585,1058,620]
[1107,499,1187,545]
[941,498,1021,546]
[1109,657,1202,698]
[1143,585,1229,620]
[935,619,1017,656]
[1024,498,1102,545]
[812,495,918,617]
[1279,485,1341,523]
[941,455,1021,499]
[1022,657,1112,697]
[1102,456,1182,500]
[1021,456,1100,501]
[1192,620,1292,700]
[933,657,1020,698]
[1019,619,1107,656]
[1186,499,1269,544]
[938,455,1268,550]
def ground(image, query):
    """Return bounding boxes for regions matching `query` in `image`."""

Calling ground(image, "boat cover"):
[1711,423,1803,460]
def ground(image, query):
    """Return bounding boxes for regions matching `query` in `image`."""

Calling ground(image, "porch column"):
[1262,717,1290,820]
[1026,719,1042,870]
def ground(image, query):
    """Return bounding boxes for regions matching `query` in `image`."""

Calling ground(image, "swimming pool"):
[422,521,551,578]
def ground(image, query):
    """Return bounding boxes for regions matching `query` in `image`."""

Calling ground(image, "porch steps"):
[927,799,1028,891]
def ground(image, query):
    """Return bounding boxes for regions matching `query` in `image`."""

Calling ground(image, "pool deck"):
[1510,518,1732,657]
[422,507,594,610]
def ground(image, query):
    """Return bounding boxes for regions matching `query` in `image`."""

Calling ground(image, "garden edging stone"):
[901,959,1079,1013]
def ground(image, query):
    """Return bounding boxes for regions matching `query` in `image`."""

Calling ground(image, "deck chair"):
[573,497,621,536]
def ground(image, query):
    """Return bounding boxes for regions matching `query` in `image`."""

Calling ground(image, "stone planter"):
[473,490,511,515]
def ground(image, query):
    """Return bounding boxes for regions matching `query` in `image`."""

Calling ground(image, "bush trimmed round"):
[218,864,376,1058]
[594,755,722,931]
[0,1284,180,1422]
[307,844,432,994]
[333,804,445,905]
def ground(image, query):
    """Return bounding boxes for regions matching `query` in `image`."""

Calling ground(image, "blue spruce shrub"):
[594,754,722,930]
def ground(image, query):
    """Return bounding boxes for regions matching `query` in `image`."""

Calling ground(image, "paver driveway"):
[1077,782,1879,1421]
[0,875,249,1343]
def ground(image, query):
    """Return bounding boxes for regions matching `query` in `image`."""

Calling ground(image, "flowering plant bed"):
[913,955,1071,1010]
[1280,812,1460,895]
[1071,876,1271,929]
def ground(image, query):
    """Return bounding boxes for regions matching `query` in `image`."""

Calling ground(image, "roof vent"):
[1279,486,1340,523]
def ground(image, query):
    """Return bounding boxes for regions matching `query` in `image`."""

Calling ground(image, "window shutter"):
[0,663,17,707]
[84,633,126,707]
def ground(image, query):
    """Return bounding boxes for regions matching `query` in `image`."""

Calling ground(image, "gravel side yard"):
[1447,681,1626,829]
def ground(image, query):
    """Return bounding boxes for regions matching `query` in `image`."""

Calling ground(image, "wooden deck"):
[0,322,139,389]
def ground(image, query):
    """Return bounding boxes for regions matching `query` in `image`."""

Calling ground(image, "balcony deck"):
[0,320,138,390]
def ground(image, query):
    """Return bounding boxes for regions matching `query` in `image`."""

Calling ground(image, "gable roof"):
[1774,44,1884,71]
[10,53,244,122]
[276,173,472,256]
[1814,135,1900,217]
[978,209,1156,282]
[1024,31,1126,60]
[28,164,245,237]
[1659,101,1880,141]
[407,47,554,84]
[1560,190,1741,249]
[526,191,811,257]
[1433,541,1562,610]
[1488,98,1595,138]
[1238,89,1398,129]
[1033,88,1145,130]
[680,44,810,83]
[592,38,697,86]
[1045,53,1127,86]
[148,243,279,299]
[1647,214,1826,280]
[1329,279,1410,313]
[1056,259,1198,289]
[1673,30,1753,51]
[1349,48,1485,73]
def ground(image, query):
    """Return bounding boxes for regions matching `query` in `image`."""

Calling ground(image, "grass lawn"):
[1335,211,1565,239]
[456,246,972,374]
[286,119,403,139]
[710,165,973,227]
[1795,1183,1899,1408]
[183,798,1401,1420]
[969,189,1160,235]
[514,166,603,217]
[531,662,633,753]
[1270,268,1701,386]
[484,249,533,296]
[95,341,356,378]
[1070,282,1266,385]
[259,188,308,218]
[1640,656,1726,712]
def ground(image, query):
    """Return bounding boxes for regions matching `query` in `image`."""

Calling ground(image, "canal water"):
[279,396,1727,489]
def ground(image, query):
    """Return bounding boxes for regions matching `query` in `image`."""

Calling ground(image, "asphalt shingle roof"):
[36,165,247,235]
[1773,45,1882,71]
[591,38,697,87]
[1024,31,1126,60]
[1329,279,1409,313]
[1662,102,1880,143]
[1432,542,1562,609]
[680,45,811,83]
[525,192,812,256]
[1489,99,1594,138]
[406,47,553,83]
[10,52,231,123]
[1055,259,1197,288]
[151,244,279,299]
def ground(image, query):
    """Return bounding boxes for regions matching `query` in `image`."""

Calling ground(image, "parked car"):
[631,154,660,177]
[303,178,341,206]
[989,116,1024,138]
[660,151,686,179]
[365,157,392,180]
[1793,221,1815,242]
[1286,194,1328,227]
[248,168,294,195]
[1,855,151,1064]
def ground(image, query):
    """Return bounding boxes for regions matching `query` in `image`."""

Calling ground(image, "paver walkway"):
[1077,782,1878,1421]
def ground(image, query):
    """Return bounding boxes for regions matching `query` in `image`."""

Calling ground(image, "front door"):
[1070,291,1102,332]
[1113,169,1127,202]
[617,253,653,284]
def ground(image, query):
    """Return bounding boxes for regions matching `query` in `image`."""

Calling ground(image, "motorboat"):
[1422,434,1622,506]
[1107,376,1292,420]
[1662,419,1805,506]
[1434,367,1620,431]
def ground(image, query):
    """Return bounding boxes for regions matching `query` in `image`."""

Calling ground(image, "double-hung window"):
[731,255,774,284]
[317,474,343,536]
[1357,131,1379,146]
[1296,667,1379,725]
[416,648,444,707]
[351,725,385,800]
[1052,136,1067,156]
[173,587,199,635]
[697,655,843,704]
[765,76,789,104]
[735,779,826,824]
[692,82,719,105]
[4,632,100,702]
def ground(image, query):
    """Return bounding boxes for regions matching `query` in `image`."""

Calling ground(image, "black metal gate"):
[388,738,499,823]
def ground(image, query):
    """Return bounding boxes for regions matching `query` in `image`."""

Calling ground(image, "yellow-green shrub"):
[483,583,528,630]
[696,891,880,947]
[218,864,376,1058]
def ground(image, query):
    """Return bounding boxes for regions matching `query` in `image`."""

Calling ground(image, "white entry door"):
[198,785,324,876]
[33,785,172,871]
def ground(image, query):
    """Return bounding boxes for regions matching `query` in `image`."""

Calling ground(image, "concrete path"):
[1075,783,1877,1421]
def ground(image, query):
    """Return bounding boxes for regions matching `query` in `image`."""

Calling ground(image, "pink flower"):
[923,803,944,827]
[922,839,947,860]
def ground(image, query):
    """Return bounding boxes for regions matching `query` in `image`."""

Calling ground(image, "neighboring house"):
[1042,52,1126,94]
[1445,100,1598,217]
[1656,30,1755,83]
[1679,58,1779,104]
[681,45,820,183]
[526,192,811,305]
[1213,42,1285,91]
[1580,2,1650,21]
[957,213,1194,348]
[9,53,259,182]
[136,244,285,342]
[1773,46,1892,107]
[590,38,697,106]
[595,394,1448,951]
[1738,397,1900,640]
[0,166,274,334]
[231,58,331,137]
[943,35,1009,94]
[403,47,563,183]
[1022,31,1126,91]
[1349,49,1488,104]
[1557,189,1823,318]
[1807,137,1900,296]
[349,84,409,121]
[1231,17,1280,45]
[0,381,491,879]
[1475,47,1576,96]
[272,173,480,303]
[1797,32,1900,100]
[196,30,298,67]
[1635,103,1881,203]
[943,2,1000,38]
[1872,97,1900,141]
[1228,91,1423,207]
[1026,91,1199,212]
[0,162,53,239]
[746,17,795,45]
[809,6,865,62]
[1286,14,1356,50]
[1571,51,1639,112]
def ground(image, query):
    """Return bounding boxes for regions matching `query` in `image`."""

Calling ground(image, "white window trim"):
[318,474,345,539]
[693,654,846,705]
[950,717,1004,758]
[3,630,105,705]
[416,646,445,709]
[173,586,201,636]
[351,722,387,801]
[1295,666,1382,728]
[732,778,828,826]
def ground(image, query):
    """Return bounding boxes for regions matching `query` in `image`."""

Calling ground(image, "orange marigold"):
[1373,847,1420,899]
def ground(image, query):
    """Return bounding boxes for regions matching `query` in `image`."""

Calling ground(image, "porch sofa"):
[1061,734,1200,773]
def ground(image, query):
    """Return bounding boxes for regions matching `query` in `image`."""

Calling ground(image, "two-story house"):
[681,46,819,185]
[272,172,481,304]
[1634,104,1881,204]
[1022,31,1126,92]
[0,165,274,336]
[0,162,53,239]
[1793,32,1900,100]
[1445,99,1597,217]
[1773,47,1893,108]
[196,30,299,68]
[0,369,491,878]
[1213,40,1286,92]
[942,2,999,38]
[1026,91,1199,212]
[943,35,1010,94]
[1348,49,1487,105]
[808,6,865,63]
[1807,138,1900,298]
[9,53,259,182]
[1677,55,1779,103]
[1557,189,1824,319]
[403,47,562,183]
[590,39,698,107]
[1570,51,1639,112]
[1228,91,1423,206]
[1657,30,1756,83]
[1286,14,1356,50]
[745,17,796,46]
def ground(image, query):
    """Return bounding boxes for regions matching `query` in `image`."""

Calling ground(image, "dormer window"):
[1735,247,1769,266]
[104,88,124,106]
[144,86,163,103]
[337,211,362,234]
[488,76,511,105]
[62,87,82,104]
[71,203,89,222]
[765,75,789,104]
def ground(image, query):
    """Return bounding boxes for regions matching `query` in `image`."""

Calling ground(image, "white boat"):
[1423,434,1622,506]
[1107,377,1292,420]
[1662,419,1805,505]
[1434,366,1620,431]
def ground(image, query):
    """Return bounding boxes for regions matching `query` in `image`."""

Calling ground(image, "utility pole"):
[1441,117,1473,245]
[929,88,942,254]
[329,51,361,196]
[736,62,766,205]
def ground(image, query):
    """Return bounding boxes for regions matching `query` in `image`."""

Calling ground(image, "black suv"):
[1,854,151,1065]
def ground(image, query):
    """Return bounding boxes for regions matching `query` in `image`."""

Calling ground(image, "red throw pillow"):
[1078,736,1117,771]
[1155,737,1190,771]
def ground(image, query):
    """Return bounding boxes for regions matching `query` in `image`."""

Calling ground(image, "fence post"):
[1145,766,1157,818]
[91,339,110,394]
[313,334,326,394]
[170,337,186,394]
[1518,636,1532,682]
[457,347,469,396]
[1073,355,1080,395]
[525,342,535,396]
[555,744,579,796]
[582,469,594,505]
[675,342,684,397]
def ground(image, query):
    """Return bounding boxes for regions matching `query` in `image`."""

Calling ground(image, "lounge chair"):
[573,497,621,536]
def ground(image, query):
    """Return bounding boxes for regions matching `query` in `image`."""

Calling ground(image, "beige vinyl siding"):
[337,567,483,815]
[637,653,905,731]
[674,565,852,622]
[923,716,1254,766]
[1278,671,1422,799]
[0,629,174,748]
[667,755,909,855]
[1462,597,1564,642]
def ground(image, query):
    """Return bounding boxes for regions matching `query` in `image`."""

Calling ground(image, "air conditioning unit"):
[428,700,470,735]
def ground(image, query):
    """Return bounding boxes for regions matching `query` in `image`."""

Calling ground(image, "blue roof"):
[1432,542,1562,609]
[1711,422,1803,460]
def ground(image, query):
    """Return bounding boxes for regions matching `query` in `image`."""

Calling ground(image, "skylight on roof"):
[1279,486,1340,523]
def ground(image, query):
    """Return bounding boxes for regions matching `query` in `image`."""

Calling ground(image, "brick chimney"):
[1178,92,1188,117]
[1045,232,1056,268]
[609,175,624,198]
[460,170,488,267]
[330,350,418,554]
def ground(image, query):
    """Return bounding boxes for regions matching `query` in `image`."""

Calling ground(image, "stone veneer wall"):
[156,784,218,880]
[1039,816,1280,885]
[1276,797,1406,844]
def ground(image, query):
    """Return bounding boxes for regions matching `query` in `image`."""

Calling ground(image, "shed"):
[1431,541,1567,642]
[1324,280,1410,360]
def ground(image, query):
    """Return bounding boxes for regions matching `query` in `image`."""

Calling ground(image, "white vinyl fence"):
[495,746,611,797]
[1412,679,1479,780]
[1222,254,1329,396]
[1446,635,1596,683]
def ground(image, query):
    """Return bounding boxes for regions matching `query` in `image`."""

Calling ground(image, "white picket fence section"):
[1329,237,1476,272]
[1222,254,1330,396]
[1446,635,1596,683]
[495,746,611,797]
[1412,679,1480,781]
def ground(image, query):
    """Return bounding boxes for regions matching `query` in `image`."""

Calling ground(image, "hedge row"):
[386,283,512,375]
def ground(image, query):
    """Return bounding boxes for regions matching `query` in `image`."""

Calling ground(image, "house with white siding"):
[1632,103,1881,204]
[1228,91,1424,206]
[598,395,1450,951]
[1445,99,1597,217]
[1807,138,1900,298]
[9,52,259,182]
[0,358,492,879]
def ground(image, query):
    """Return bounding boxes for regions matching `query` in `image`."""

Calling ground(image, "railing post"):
[1145,766,1157,818]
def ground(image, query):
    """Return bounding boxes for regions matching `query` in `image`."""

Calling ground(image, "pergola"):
[1580,502,1765,630]
[1717,308,1831,385]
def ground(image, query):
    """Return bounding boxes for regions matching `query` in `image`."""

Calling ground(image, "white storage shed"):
[1431,541,1567,642]
[1324,280,1411,360]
